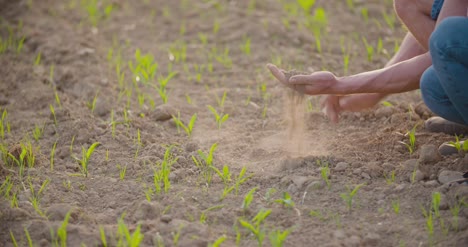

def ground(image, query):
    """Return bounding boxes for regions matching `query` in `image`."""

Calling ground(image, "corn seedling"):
[72,142,100,177]
[50,141,57,170]
[192,143,218,186]
[209,235,227,247]
[129,49,158,85]
[54,90,62,109]
[172,112,197,137]
[449,199,465,231]
[29,178,50,217]
[34,51,41,66]
[432,192,441,218]
[24,228,33,247]
[240,36,251,56]
[340,183,364,211]
[239,208,271,247]
[392,199,400,215]
[274,192,295,208]
[448,135,468,152]
[382,10,396,30]
[200,204,225,224]
[214,91,228,109]
[269,228,291,247]
[207,105,229,130]
[168,41,187,63]
[50,211,71,247]
[32,123,45,141]
[297,0,316,13]
[50,104,57,126]
[241,187,257,210]
[10,231,18,247]
[156,71,178,104]
[384,170,396,185]
[0,108,10,139]
[361,7,369,23]
[118,164,127,180]
[172,225,183,247]
[99,226,108,247]
[320,164,331,189]
[399,125,417,155]
[362,37,374,62]
[80,0,114,27]
[87,93,98,113]
[421,206,434,245]
[117,215,144,247]
[198,32,208,45]
[345,0,354,10]
[153,145,178,194]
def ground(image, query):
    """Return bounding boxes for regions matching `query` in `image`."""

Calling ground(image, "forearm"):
[335,52,432,95]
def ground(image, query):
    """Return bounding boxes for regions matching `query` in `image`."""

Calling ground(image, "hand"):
[267,63,339,95]
[321,94,385,123]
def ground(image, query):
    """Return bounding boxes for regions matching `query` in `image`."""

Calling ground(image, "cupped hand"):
[267,63,338,95]
[320,94,386,123]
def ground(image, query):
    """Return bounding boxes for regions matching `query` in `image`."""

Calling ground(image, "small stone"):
[335,162,349,172]
[402,159,419,172]
[93,98,109,117]
[419,144,441,164]
[133,200,161,221]
[348,235,361,247]
[363,232,380,246]
[160,214,172,223]
[353,168,362,175]
[375,106,394,118]
[287,184,298,194]
[184,142,199,152]
[361,172,371,180]
[306,180,325,191]
[439,193,449,210]
[333,229,346,240]
[292,176,310,189]
[410,170,425,182]
[394,184,407,193]
[438,143,460,156]
[46,204,76,221]
[438,170,464,184]
[152,104,176,121]
[424,180,440,187]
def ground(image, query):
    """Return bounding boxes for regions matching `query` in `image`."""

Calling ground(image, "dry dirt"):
[1,0,468,246]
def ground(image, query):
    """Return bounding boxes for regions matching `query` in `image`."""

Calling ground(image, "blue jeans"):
[420,17,468,126]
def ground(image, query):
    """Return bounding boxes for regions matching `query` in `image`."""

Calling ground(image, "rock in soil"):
[334,162,349,172]
[132,200,161,221]
[362,232,380,246]
[438,170,464,184]
[46,203,77,221]
[419,144,440,164]
[152,104,176,121]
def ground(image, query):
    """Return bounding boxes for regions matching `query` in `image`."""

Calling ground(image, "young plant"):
[209,235,227,247]
[384,170,396,185]
[51,211,71,247]
[274,192,295,208]
[448,135,468,152]
[129,49,158,85]
[240,36,251,56]
[421,206,434,245]
[117,215,144,247]
[29,178,50,217]
[72,142,100,177]
[192,143,218,186]
[297,0,316,13]
[50,141,57,171]
[153,145,178,194]
[118,164,127,181]
[32,123,45,141]
[239,208,271,247]
[269,228,291,247]
[50,104,57,126]
[399,125,417,155]
[340,183,364,211]
[392,199,400,215]
[432,192,441,218]
[156,71,178,104]
[362,37,374,62]
[320,163,331,189]
[0,108,9,139]
[241,187,257,211]
[207,105,229,130]
[172,112,197,137]
[99,226,108,247]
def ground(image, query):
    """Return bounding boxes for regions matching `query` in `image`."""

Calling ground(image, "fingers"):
[289,71,336,84]
[266,63,287,84]
[321,95,341,124]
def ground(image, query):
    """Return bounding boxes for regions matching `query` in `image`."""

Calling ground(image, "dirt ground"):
[1,0,467,246]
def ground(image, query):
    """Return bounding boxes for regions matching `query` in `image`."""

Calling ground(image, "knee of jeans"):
[420,67,438,102]
[429,17,465,55]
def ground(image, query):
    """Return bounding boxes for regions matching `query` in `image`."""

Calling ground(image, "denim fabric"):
[420,17,468,125]
[431,0,444,20]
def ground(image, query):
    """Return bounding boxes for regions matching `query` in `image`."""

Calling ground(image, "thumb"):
[321,96,341,124]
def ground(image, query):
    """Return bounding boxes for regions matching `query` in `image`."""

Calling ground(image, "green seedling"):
[297,0,316,13]
[361,7,369,23]
[10,231,18,247]
[399,125,417,155]
[340,183,364,211]
[34,51,41,66]
[207,105,229,130]
[50,104,57,126]
[346,0,354,10]
[72,142,100,177]
[269,228,291,247]
[213,164,232,185]
[239,208,271,247]
[449,199,465,231]
[156,71,178,104]
[99,226,108,247]
[384,170,396,185]
[51,211,71,247]
[305,8,327,53]
[421,206,434,245]
[432,192,441,218]
[153,145,178,194]
[377,37,384,54]
[240,36,251,56]
[320,164,331,189]
[215,91,228,109]
[87,93,98,113]
[392,199,400,215]
[200,204,225,224]
[81,0,114,27]
[172,225,183,246]
[29,178,50,217]
[0,108,10,139]
[382,10,396,30]
[24,227,33,247]
[117,215,144,247]
[209,235,227,247]
[118,164,127,180]
[362,37,374,62]
[241,187,257,210]
[274,192,295,208]
[214,47,233,69]
[32,123,45,141]
[168,41,187,63]
[172,112,197,137]
[54,90,62,109]
[129,49,158,84]
[448,135,468,152]
[192,143,218,186]
[50,141,57,170]
[198,32,208,45]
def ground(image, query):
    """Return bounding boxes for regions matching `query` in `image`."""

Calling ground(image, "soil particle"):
[152,104,176,121]
[361,172,371,180]
[279,157,306,171]
[438,170,464,184]
[419,144,440,164]
[46,203,77,221]
[333,229,346,240]
[409,170,426,183]
[438,193,449,210]
[347,235,361,247]
[402,159,419,172]
[93,98,110,117]
[26,220,51,240]
[184,141,199,152]
[424,180,440,187]
[160,214,172,223]
[362,232,380,246]
[131,200,161,221]
[334,162,349,172]
[291,175,311,189]
[374,106,395,118]
[306,180,326,191]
